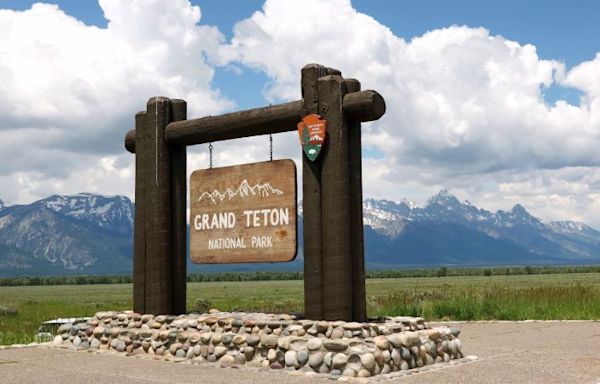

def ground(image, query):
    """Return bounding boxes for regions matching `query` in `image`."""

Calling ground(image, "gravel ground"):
[0,321,599,384]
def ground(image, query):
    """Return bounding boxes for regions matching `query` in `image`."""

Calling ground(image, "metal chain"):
[208,142,213,169]
[268,103,273,162]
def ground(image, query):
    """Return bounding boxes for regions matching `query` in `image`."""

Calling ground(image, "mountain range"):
[362,191,600,268]
[0,191,598,276]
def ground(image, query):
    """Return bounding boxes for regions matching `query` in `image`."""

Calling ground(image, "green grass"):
[0,284,131,345]
[1,273,599,345]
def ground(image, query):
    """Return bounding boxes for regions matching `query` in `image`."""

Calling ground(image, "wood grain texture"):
[190,160,297,264]
[133,111,147,314]
[167,101,302,146]
[345,79,367,322]
[343,90,386,123]
[123,90,384,152]
[170,99,187,315]
[301,64,329,320]
[141,96,173,315]
[319,75,353,321]
[124,129,136,153]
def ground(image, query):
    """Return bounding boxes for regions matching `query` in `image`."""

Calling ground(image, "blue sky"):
[2,0,600,227]
[5,0,599,65]
[3,0,598,107]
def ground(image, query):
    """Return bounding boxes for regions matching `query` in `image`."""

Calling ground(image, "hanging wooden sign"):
[190,160,297,264]
[298,114,327,161]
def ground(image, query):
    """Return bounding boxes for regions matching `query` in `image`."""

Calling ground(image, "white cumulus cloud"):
[220,0,600,227]
[0,0,231,203]
[3,0,600,229]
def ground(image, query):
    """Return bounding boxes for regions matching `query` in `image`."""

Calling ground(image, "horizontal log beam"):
[124,128,136,153]
[343,89,386,123]
[124,90,385,153]
[167,100,302,147]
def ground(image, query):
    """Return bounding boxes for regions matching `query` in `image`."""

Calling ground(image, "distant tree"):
[436,267,448,278]
[484,269,492,277]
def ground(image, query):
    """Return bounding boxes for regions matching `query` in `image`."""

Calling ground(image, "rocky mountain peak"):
[35,193,134,235]
[511,203,530,216]
[426,189,461,207]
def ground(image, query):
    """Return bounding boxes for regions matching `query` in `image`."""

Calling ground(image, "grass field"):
[1,272,599,345]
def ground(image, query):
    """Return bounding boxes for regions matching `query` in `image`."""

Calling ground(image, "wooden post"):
[345,79,367,322]
[301,66,368,321]
[319,75,354,320]
[133,111,147,314]
[134,97,174,315]
[301,64,341,320]
[170,99,187,315]
[301,64,325,320]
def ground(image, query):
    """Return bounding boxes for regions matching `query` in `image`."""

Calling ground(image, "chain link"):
[208,142,213,169]
[268,104,273,162]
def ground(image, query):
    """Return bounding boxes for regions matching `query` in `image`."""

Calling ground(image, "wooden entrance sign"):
[190,160,297,264]
[124,63,385,320]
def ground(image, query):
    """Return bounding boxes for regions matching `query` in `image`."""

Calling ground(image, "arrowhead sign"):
[298,114,327,161]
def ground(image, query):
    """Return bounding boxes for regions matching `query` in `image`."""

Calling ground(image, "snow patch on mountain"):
[546,220,596,235]
[362,190,598,240]
[36,193,134,235]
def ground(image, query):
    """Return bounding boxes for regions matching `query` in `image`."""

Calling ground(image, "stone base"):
[52,310,464,379]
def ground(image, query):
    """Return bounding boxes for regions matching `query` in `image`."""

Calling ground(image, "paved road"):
[1,321,599,383]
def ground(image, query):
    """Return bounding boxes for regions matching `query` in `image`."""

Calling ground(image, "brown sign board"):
[190,160,297,264]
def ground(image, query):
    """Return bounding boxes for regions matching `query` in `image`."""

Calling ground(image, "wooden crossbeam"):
[124,90,385,152]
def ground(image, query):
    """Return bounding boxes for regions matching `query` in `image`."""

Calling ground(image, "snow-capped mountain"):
[363,199,415,237]
[0,194,134,276]
[0,190,599,276]
[36,193,134,235]
[364,190,565,236]
[361,190,600,267]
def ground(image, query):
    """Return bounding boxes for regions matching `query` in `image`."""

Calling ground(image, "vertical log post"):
[133,96,174,315]
[133,111,147,314]
[301,64,326,320]
[170,99,187,315]
[301,64,340,320]
[345,79,367,322]
[319,75,353,320]
[302,65,367,322]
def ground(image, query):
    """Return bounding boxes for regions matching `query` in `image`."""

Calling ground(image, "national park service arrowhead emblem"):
[298,114,327,161]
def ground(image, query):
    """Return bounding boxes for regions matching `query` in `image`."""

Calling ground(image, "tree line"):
[0,265,598,287]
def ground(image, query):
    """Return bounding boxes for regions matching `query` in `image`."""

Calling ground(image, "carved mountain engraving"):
[198,179,284,205]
